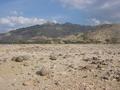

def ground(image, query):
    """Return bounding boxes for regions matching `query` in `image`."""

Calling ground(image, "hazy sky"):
[0,0,120,32]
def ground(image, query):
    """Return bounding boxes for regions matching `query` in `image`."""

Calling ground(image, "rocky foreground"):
[0,44,120,90]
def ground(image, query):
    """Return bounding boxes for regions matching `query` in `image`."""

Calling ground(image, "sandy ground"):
[0,44,120,90]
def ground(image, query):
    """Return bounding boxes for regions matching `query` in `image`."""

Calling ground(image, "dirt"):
[0,44,120,90]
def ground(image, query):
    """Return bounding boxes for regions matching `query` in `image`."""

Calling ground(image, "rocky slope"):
[0,23,120,43]
[85,24,120,43]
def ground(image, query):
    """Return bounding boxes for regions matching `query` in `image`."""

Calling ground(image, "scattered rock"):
[23,62,29,66]
[91,61,98,64]
[92,56,98,60]
[83,58,90,62]
[99,60,108,65]
[39,58,44,60]
[101,69,120,82]
[78,65,93,71]
[12,55,30,62]
[0,45,120,90]
[91,60,108,66]
[82,76,88,78]
[118,52,120,54]
[11,83,15,86]
[49,55,57,60]
[96,65,102,70]
[101,76,109,80]
[58,53,62,56]
[27,72,31,75]
[22,79,39,86]
[22,80,33,86]
[36,66,49,76]
[112,70,120,82]
[54,80,60,86]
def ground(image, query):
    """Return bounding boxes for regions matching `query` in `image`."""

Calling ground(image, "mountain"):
[85,24,120,43]
[0,23,119,44]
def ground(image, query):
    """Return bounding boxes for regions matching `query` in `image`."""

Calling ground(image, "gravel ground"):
[0,44,120,90]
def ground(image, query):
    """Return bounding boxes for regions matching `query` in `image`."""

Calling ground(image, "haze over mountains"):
[0,22,120,44]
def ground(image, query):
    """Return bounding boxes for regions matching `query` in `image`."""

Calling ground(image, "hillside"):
[0,23,119,44]
[85,24,120,43]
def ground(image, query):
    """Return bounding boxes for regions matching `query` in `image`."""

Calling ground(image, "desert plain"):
[0,44,120,90]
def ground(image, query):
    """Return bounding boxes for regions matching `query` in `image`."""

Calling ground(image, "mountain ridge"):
[0,23,119,44]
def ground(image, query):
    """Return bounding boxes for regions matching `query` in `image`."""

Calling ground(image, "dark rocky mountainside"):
[0,23,119,44]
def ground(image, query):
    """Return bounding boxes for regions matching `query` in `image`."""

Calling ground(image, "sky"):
[0,0,120,32]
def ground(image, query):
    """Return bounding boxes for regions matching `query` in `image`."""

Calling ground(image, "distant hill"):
[85,24,120,43]
[0,23,119,44]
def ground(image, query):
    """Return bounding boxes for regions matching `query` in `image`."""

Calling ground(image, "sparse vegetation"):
[0,23,119,44]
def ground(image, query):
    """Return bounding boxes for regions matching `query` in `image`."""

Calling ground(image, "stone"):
[49,55,57,60]
[36,66,49,76]
[92,57,98,60]
[22,79,35,86]
[12,55,30,62]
